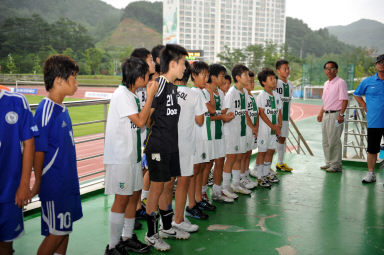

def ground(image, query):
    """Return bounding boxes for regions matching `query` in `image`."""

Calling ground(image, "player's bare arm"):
[15,137,34,207]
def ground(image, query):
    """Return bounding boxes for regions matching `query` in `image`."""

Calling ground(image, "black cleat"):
[104,245,124,255]
[118,234,150,254]
[197,200,216,211]
[135,208,147,220]
[186,205,209,220]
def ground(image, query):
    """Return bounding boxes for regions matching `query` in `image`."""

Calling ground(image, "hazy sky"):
[101,0,384,30]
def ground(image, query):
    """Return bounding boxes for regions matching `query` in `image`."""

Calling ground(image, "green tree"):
[6,53,17,74]
[245,44,264,72]
[84,48,103,75]
[217,45,247,71]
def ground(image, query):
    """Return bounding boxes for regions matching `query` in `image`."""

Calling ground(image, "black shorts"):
[146,152,181,182]
[367,128,384,154]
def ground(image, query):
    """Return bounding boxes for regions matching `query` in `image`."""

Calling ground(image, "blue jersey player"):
[33,55,83,255]
[0,89,38,255]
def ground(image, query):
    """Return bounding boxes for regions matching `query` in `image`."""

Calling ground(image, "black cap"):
[376,54,384,63]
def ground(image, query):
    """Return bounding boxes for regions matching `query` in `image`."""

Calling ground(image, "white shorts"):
[281,120,289,138]
[194,140,212,164]
[179,153,194,176]
[212,139,225,159]
[105,163,143,195]
[225,134,245,155]
[257,132,278,152]
[246,134,257,151]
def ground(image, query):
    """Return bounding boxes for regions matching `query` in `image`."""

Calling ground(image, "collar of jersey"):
[177,85,187,87]
[234,85,244,94]
[159,75,169,83]
[45,97,66,112]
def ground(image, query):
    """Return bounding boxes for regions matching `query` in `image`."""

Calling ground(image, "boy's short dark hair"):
[231,64,249,83]
[257,68,276,87]
[160,44,188,74]
[121,57,149,89]
[131,48,151,60]
[190,61,209,81]
[208,64,226,83]
[152,45,165,73]
[323,61,338,69]
[249,71,255,78]
[224,74,232,84]
[175,61,191,84]
[275,59,289,70]
[43,55,79,91]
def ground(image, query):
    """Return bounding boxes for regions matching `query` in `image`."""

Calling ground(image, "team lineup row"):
[0,44,293,255]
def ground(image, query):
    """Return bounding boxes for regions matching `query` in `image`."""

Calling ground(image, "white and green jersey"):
[246,92,258,136]
[104,85,141,164]
[276,79,293,121]
[256,90,282,135]
[135,87,148,145]
[210,88,225,140]
[191,87,211,141]
[223,85,248,137]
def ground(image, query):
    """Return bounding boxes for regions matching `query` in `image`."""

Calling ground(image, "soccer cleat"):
[320,164,330,170]
[257,178,271,188]
[185,205,209,220]
[249,169,258,178]
[159,226,190,240]
[212,191,234,203]
[145,233,170,251]
[118,234,150,254]
[172,220,199,233]
[241,176,257,189]
[104,245,124,255]
[197,200,216,211]
[231,183,252,195]
[362,172,376,183]
[276,163,293,172]
[325,167,342,173]
[267,174,280,183]
[202,192,211,203]
[222,186,239,199]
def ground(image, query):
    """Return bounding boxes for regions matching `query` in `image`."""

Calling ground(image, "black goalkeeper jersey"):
[145,76,180,153]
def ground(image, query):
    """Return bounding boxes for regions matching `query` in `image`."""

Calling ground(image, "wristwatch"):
[339,113,345,117]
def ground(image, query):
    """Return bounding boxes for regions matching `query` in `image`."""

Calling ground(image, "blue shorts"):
[41,195,83,236]
[0,203,24,242]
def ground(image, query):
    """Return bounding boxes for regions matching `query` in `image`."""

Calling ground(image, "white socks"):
[232,169,241,185]
[223,172,231,188]
[256,164,263,179]
[109,212,124,249]
[277,142,285,165]
[263,162,271,176]
[122,218,135,241]
[213,184,221,194]
[202,185,208,194]
[141,189,149,201]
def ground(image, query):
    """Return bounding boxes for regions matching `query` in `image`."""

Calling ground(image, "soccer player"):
[103,58,158,255]
[221,74,232,94]
[187,61,216,219]
[206,64,235,203]
[275,60,294,172]
[33,55,83,255]
[255,68,282,188]
[222,64,256,197]
[242,71,258,189]
[173,61,205,232]
[144,44,189,251]
[0,89,38,255]
[130,48,156,225]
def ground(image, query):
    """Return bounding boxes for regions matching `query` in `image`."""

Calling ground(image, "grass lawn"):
[25,95,106,137]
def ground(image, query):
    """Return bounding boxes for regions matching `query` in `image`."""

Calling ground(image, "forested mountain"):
[121,1,163,33]
[328,19,384,54]
[285,17,355,58]
[0,0,122,41]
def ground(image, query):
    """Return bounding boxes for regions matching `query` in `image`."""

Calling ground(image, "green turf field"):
[25,95,106,137]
